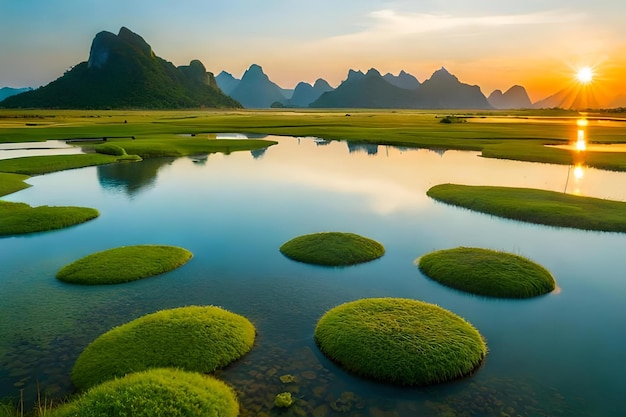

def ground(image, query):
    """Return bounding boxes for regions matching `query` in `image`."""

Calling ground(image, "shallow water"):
[1,136,625,416]
[0,140,85,160]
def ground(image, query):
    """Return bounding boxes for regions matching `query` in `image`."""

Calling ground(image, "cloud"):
[366,9,586,36]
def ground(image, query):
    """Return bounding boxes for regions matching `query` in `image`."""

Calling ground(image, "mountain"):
[310,68,419,108]
[533,85,602,110]
[228,64,287,108]
[215,71,240,95]
[0,27,240,109]
[0,87,32,101]
[488,85,532,109]
[416,67,491,109]
[311,67,491,109]
[289,78,334,107]
[383,71,420,90]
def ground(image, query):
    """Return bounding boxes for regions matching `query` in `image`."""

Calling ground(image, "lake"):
[1,135,625,416]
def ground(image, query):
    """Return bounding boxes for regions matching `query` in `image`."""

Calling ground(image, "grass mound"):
[71,305,256,390]
[280,232,385,266]
[314,298,486,386]
[427,183,626,233]
[418,247,555,298]
[0,201,98,236]
[56,245,193,285]
[51,368,239,417]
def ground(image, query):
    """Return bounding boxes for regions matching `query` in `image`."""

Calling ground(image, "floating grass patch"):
[314,298,486,386]
[0,154,119,175]
[0,172,30,197]
[51,368,239,417]
[427,183,626,233]
[280,232,385,266]
[56,245,193,285]
[71,305,256,390]
[418,247,555,298]
[0,201,98,236]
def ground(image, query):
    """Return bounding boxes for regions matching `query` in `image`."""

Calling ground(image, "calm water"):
[1,136,626,416]
[0,140,84,160]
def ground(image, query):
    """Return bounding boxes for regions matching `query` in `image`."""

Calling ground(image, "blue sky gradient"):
[1,0,624,103]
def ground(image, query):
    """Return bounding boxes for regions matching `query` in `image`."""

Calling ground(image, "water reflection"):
[96,158,173,197]
[251,147,267,159]
[0,140,84,160]
[347,142,379,155]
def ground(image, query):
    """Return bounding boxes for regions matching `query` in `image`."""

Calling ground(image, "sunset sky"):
[1,0,625,105]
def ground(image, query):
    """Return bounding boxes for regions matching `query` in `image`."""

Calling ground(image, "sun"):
[576,66,594,84]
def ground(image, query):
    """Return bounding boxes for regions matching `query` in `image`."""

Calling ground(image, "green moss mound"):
[280,232,385,266]
[427,183,626,233]
[314,298,486,386]
[0,201,98,236]
[51,368,239,417]
[72,306,256,390]
[418,247,555,298]
[56,245,193,285]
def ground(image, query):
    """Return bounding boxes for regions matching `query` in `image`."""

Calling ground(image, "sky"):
[1,0,625,105]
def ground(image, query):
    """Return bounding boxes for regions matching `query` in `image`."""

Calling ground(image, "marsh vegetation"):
[280,232,385,266]
[314,298,486,386]
[71,306,255,390]
[56,245,193,285]
[418,247,556,298]
[427,183,626,232]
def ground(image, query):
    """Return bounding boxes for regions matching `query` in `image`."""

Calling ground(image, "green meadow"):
[1,109,626,172]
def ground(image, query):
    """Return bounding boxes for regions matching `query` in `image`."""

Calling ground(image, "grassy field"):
[71,306,256,390]
[1,109,626,171]
[51,368,239,417]
[0,201,99,236]
[314,298,486,386]
[428,184,626,232]
[0,172,31,197]
[280,232,385,266]
[417,247,556,298]
[56,245,193,285]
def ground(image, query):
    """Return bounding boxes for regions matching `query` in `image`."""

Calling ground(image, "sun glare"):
[576,67,594,84]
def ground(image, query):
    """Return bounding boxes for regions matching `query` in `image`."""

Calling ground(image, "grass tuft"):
[314,298,486,386]
[418,247,555,298]
[71,306,256,390]
[56,245,193,285]
[0,201,98,236]
[427,183,626,233]
[50,368,239,417]
[280,232,385,266]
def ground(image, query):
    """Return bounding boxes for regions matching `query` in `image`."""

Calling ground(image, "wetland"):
[1,110,626,416]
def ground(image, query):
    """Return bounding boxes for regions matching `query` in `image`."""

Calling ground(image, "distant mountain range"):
[0,27,616,110]
[487,85,532,109]
[309,67,492,109]
[0,87,32,101]
[0,27,240,109]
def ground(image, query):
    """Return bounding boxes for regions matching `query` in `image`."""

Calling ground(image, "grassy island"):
[51,368,239,417]
[280,232,385,266]
[314,298,486,386]
[427,184,626,233]
[71,305,256,390]
[56,245,193,285]
[0,201,98,236]
[418,247,556,298]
